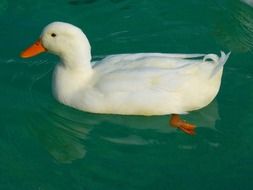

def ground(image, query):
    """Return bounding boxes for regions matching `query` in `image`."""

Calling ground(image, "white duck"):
[20,22,230,135]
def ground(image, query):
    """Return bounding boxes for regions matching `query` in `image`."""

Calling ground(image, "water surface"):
[1,0,253,189]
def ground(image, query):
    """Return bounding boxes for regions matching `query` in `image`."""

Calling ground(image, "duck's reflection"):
[28,106,92,163]
[28,96,220,163]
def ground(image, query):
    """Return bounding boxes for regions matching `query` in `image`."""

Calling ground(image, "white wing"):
[92,53,205,72]
[92,53,206,93]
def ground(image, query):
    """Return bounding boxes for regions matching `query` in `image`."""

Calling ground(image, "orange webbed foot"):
[169,114,196,135]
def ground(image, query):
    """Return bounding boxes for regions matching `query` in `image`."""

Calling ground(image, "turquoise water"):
[1,0,253,189]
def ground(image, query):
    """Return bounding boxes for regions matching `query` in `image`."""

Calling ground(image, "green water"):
[1,0,253,189]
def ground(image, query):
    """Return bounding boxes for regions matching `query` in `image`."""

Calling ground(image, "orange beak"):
[20,39,46,58]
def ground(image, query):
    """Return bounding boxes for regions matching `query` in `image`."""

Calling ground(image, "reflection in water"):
[27,89,220,163]
[28,107,91,163]
[102,100,220,148]
[241,0,253,7]
[215,0,253,52]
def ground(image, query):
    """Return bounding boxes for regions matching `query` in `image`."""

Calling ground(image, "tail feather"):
[204,51,231,78]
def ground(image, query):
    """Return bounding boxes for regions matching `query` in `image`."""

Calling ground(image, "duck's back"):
[92,53,205,71]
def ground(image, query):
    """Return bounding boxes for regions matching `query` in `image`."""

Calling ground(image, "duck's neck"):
[53,46,94,105]
[60,46,92,74]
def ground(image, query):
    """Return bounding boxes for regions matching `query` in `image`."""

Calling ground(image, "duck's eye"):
[51,33,57,37]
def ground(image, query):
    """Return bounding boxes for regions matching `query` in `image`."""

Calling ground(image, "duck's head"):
[20,22,91,61]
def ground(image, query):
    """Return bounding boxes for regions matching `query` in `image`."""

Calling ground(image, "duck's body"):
[21,22,230,134]
[54,52,228,116]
